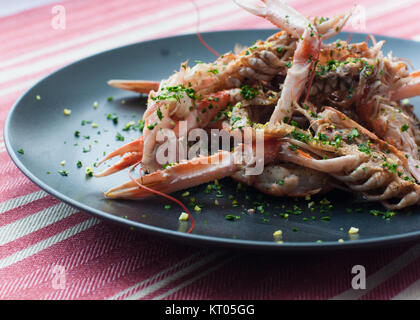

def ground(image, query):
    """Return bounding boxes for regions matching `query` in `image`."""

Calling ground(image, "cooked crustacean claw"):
[107,80,160,94]
[390,70,420,101]
[281,107,420,209]
[95,137,144,177]
[104,150,242,199]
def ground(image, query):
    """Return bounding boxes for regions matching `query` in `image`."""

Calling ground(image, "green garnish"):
[147,123,157,130]
[58,170,69,176]
[115,132,125,141]
[85,167,93,177]
[17,149,24,155]
[401,124,410,132]
[225,214,240,221]
[348,128,360,140]
[76,161,82,168]
[157,107,163,121]
[106,113,118,124]
[240,85,259,100]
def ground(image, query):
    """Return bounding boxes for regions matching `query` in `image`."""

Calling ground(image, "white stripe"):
[392,278,420,299]
[331,243,420,300]
[0,218,100,269]
[124,251,224,300]
[0,190,47,214]
[153,255,237,300]
[0,202,78,246]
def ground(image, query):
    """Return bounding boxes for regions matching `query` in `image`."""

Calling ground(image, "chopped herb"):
[358,142,372,155]
[147,122,157,130]
[348,128,360,140]
[106,113,118,124]
[240,85,259,100]
[225,214,240,221]
[401,124,410,132]
[74,131,80,138]
[115,132,125,141]
[82,145,91,153]
[107,97,114,102]
[136,120,145,132]
[122,121,135,131]
[85,167,93,177]
[157,107,163,121]
[58,169,69,176]
[76,161,82,168]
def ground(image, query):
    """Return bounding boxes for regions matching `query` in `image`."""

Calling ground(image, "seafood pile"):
[95,0,420,211]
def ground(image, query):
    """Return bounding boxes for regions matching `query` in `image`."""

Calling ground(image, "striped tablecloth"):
[1,0,420,300]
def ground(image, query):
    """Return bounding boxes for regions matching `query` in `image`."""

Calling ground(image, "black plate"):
[5,30,420,251]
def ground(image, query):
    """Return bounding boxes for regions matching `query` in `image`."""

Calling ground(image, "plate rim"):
[4,29,420,251]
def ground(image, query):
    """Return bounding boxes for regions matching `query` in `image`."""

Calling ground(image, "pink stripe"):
[0,211,89,260]
[0,196,56,227]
